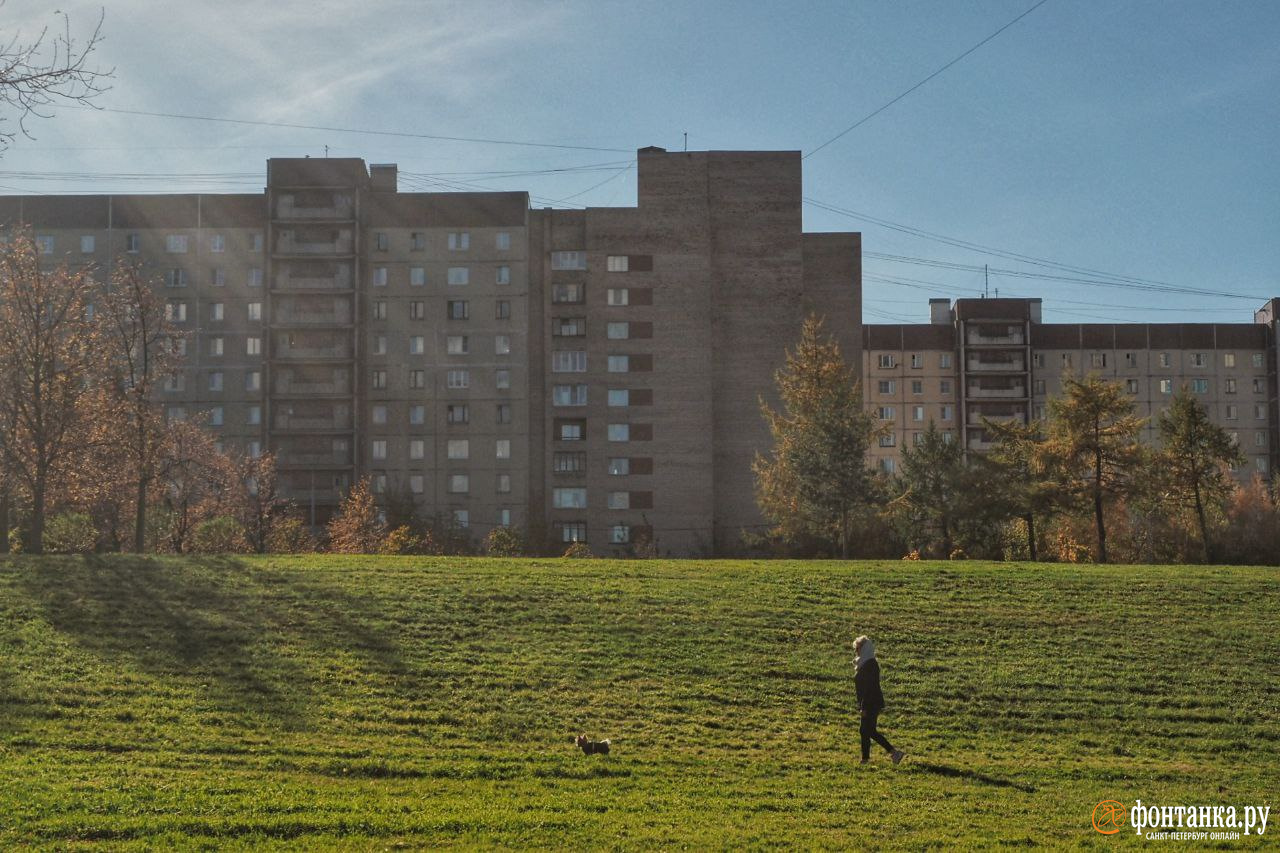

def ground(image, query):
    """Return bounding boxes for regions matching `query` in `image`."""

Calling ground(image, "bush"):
[266,515,317,553]
[8,527,23,554]
[484,526,525,557]
[563,541,593,558]
[191,516,250,554]
[45,513,97,554]
[380,525,424,555]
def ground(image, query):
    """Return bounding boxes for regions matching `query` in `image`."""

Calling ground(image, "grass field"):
[0,556,1275,849]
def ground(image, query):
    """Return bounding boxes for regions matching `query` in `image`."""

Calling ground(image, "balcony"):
[273,297,352,325]
[968,410,1027,426]
[968,436,997,451]
[967,327,1024,346]
[274,408,352,431]
[275,193,354,221]
[274,263,352,292]
[275,370,350,396]
[274,338,350,361]
[967,382,1026,399]
[967,355,1025,372]
[275,230,354,256]
[276,450,352,467]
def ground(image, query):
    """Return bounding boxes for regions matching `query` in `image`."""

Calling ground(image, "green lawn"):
[0,556,1275,849]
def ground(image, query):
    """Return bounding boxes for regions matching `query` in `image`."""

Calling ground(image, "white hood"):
[855,636,876,669]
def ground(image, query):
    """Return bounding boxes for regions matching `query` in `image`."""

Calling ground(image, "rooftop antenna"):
[683,132,688,152]
[324,144,329,158]
[984,263,990,298]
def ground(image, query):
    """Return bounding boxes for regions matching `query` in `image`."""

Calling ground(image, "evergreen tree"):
[753,314,880,558]
[1157,386,1243,562]
[327,478,386,554]
[895,421,967,557]
[983,417,1053,560]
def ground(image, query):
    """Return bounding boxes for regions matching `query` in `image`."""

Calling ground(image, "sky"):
[0,0,1276,325]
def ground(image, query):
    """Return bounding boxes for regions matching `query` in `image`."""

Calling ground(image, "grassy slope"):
[0,556,1276,849]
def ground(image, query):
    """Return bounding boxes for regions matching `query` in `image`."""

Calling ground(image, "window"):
[210,302,225,322]
[1254,378,1265,394]
[875,407,895,420]
[1192,379,1209,393]
[166,234,188,253]
[941,405,953,421]
[372,440,388,461]
[372,405,388,425]
[447,335,469,355]
[248,268,263,287]
[553,384,588,406]
[608,355,629,373]
[410,476,425,495]
[608,491,630,509]
[497,474,511,494]
[166,301,188,322]
[125,233,140,253]
[1032,353,1044,368]
[608,389,629,407]
[911,380,923,395]
[607,321,629,340]
[411,232,426,251]
[251,233,263,252]
[449,474,470,494]
[910,353,923,369]
[446,370,468,389]
[1253,353,1264,368]
[372,335,387,356]
[939,353,952,369]
[448,231,470,250]
[1034,379,1046,395]
[879,458,895,474]
[608,423,630,442]
[942,432,955,445]
[1091,353,1107,368]
[877,380,895,394]
[247,337,261,356]
[607,288,629,306]
[558,522,587,543]
[372,370,387,390]
[454,509,469,528]
[553,488,587,509]
[80,235,95,253]
[1226,378,1237,393]
[208,372,223,392]
[167,406,187,422]
[495,369,511,391]
[1256,432,1266,448]
[447,439,469,460]
[409,440,425,460]
[247,405,261,424]
[496,439,511,460]
[555,317,585,336]
[411,369,429,389]
[608,458,630,476]
[559,422,583,441]
[410,336,425,355]
[164,374,185,392]
[209,337,224,356]
[1224,353,1236,368]
[496,265,511,285]
[940,380,952,394]
[410,301,426,320]
[912,432,924,447]
[1125,379,1139,394]
[495,335,511,356]
[496,403,512,424]
[496,509,512,527]
[552,350,587,372]
[165,269,188,288]
[607,255,629,272]
[878,354,895,369]
[1191,353,1207,368]
[1124,353,1137,367]
[372,300,387,321]
[553,283,584,303]
[375,232,389,251]
[210,234,225,253]
[495,231,511,251]
[495,300,511,320]
[1226,404,1238,420]
[1159,353,1172,368]
[551,251,586,270]
[912,405,925,422]
[554,452,586,473]
[1062,354,1072,367]
[247,302,262,321]
[447,267,469,286]
[448,300,470,320]
[878,433,896,448]
[209,406,223,427]
[409,405,425,426]
[1256,404,1267,420]
[372,267,388,287]
[1159,379,1173,394]
[372,475,386,494]
[246,372,261,392]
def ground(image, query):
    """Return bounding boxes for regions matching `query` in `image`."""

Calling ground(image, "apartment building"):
[863,297,1280,478]
[1,148,861,555]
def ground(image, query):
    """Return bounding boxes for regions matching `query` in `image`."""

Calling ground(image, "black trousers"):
[860,708,895,760]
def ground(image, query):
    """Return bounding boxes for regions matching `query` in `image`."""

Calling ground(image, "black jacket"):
[855,658,885,712]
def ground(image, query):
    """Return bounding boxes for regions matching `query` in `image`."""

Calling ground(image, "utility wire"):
[804,0,1054,160]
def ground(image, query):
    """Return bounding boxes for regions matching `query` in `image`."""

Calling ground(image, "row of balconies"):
[966,382,1027,399]
[966,354,1025,372]
[966,326,1025,346]
[275,193,355,221]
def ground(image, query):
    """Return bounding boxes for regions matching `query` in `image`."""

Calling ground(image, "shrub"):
[901,549,920,561]
[191,516,250,554]
[380,525,424,555]
[563,541,593,558]
[266,516,317,553]
[484,526,525,557]
[44,513,97,554]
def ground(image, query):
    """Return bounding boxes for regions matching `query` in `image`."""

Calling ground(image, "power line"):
[69,105,635,154]
[804,0,1054,160]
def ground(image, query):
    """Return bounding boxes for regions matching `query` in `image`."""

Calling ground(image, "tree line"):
[753,315,1280,564]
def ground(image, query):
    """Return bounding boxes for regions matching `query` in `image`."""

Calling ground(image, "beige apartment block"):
[0,149,861,556]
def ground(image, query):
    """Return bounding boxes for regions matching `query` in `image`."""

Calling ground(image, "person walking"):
[855,635,904,765]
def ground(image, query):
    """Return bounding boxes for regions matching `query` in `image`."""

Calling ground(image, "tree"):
[983,417,1054,560]
[0,9,112,153]
[234,451,289,553]
[1156,386,1244,562]
[153,420,236,553]
[95,257,179,552]
[894,421,968,557]
[0,231,101,552]
[1039,373,1145,563]
[753,314,881,558]
[327,478,386,554]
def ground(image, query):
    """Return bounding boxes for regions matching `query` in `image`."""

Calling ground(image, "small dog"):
[576,734,610,755]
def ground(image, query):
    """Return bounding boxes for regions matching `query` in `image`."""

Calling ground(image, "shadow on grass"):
[7,554,408,728]
[911,760,1037,793]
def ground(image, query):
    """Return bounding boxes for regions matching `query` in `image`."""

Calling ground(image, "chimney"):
[369,163,397,192]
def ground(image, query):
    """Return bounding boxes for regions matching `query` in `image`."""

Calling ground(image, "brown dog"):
[576,734,610,755]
